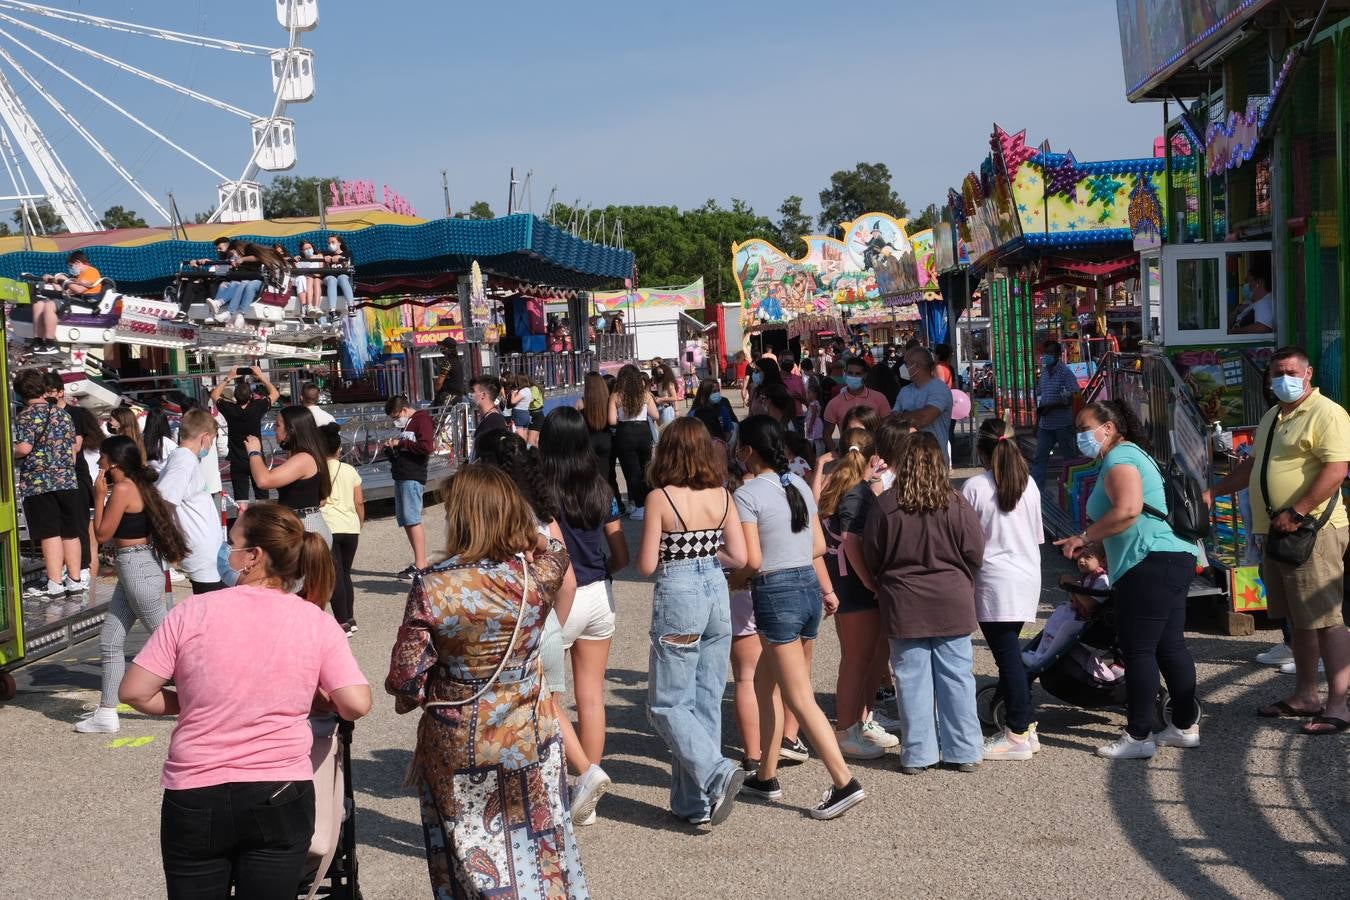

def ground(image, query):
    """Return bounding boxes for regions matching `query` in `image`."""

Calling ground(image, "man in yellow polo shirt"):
[1206,346,1350,734]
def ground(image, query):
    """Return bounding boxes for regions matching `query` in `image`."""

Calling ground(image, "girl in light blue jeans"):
[638,419,748,825]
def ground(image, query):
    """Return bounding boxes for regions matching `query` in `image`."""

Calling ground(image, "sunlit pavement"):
[2,511,1346,898]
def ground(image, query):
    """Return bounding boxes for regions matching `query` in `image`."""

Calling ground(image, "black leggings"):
[228,461,269,506]
[330,532,359,626]
[980,621,1033,733]
[589,427,621,507]
[612,421,653,508]
[1114,551,1199,739]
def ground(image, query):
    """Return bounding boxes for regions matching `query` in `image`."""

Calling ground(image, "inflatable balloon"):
[951,389,972,421]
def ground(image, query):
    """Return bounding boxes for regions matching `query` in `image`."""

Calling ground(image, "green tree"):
[457,201,494,220]
[101,205,148,229]
[192,209,216,225]
[907,202,941,233]
[816,162,908,234]
[775,195,813,251]
[11,202,67,234]
[260,175,338,218]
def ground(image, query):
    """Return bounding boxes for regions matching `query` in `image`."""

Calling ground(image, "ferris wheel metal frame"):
[0,0,320,233]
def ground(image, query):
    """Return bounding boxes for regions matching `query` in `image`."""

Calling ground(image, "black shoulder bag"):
[1259,435,1337,566]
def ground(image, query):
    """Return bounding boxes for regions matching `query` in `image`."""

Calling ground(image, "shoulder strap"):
[1258,426,1337,526]
[719,489,730,528]
[661,487,689,531]
[423,556,531,709]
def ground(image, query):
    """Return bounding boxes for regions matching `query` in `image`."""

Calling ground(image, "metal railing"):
[593,332,636,362]
[496,351,594,391]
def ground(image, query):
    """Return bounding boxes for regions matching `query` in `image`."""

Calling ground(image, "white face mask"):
[880,470,896,490]
[395,415,411,429]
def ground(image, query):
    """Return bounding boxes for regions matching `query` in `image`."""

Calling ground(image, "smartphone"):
[236,367,251,376]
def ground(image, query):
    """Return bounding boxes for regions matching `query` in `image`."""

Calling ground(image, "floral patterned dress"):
[386,548,589,900]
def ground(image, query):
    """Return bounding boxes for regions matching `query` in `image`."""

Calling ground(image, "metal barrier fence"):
[496,351,594,391]
[593,333,636,362]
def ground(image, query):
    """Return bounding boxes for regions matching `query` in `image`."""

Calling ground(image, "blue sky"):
[0,1,1163,229]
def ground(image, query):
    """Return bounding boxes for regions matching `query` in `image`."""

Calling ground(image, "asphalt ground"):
[2,502,1347,898]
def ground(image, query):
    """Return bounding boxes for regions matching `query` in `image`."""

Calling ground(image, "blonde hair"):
[442,464,538,564]
[177,408,218,440]
[891,432,952,514]
[819,428,874,517]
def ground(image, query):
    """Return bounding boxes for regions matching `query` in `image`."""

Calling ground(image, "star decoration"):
[1044,152,1081,202]
[993,125,1037,181]
[1087,174,1124,211]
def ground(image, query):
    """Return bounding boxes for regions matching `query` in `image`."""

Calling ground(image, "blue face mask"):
[709,392,723,405]
[217,544,241,587]
[1076,425,1104,459]
[751,372,763,386]
[1041,355,1057,368]
[1242,283,1254,304]
[844,374,864,391]
[1271,374,1305,403]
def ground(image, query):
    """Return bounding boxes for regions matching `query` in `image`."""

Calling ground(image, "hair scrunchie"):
[780,472,792,487]
[847,445,862,453]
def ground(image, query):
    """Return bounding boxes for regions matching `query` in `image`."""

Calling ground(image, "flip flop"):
[1257,700,1323,718]
[1301,715,1350,736]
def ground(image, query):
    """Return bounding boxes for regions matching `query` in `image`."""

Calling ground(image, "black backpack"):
[1142,455,1210,542]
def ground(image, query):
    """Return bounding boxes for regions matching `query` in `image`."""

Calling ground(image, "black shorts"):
[529,409,545,430]
[24,489,86,541]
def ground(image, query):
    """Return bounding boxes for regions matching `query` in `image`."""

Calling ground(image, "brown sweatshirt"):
[861,489,985,639]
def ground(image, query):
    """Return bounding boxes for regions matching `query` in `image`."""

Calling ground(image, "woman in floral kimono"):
[387,464,588,899]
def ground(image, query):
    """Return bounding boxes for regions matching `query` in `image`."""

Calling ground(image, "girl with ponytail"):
[119,501,369,895]
[819,428,899,760]
[961,418,1044,761]
[732,415,865,820]
[76,434,189,734]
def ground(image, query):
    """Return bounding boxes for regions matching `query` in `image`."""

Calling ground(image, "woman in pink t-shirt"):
[121,503,371,900]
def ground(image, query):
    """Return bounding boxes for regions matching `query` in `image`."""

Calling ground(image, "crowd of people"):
[13,337,1348,898]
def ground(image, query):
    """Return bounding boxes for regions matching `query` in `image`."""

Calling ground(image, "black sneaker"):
[395,564,419,581]
[708,767,745,826]
[740,776,783,801]
[900,764,930,775]
[943,761,979,774]
[740,757,760,775]
[779,736,809,763]
[875,685,896,704]
[809,778,866,820]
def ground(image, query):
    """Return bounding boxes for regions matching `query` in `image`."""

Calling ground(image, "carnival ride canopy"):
[732,213,937,330]
[0,211,634,293]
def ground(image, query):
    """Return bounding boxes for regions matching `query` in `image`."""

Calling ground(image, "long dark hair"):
[976,417,1030,513]
[69,405,103,453]
[738,414,808,532]
[102,435,188,564]
[141,408,172,464]
[277,405,332,501]
[538,407,611,530]
[753,357,784,391]
[614,364,647,417]
[1081,399,1149,450]
[581,372,610,432]
[475,430,559,524]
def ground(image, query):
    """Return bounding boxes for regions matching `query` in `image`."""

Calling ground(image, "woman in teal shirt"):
[1056,400,1200,761]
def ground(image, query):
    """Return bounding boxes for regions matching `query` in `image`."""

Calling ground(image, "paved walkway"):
[1,513,1346,898]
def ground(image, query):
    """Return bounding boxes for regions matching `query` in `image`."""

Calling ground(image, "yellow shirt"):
[1249,388,1350,533]
[321,459,363,534]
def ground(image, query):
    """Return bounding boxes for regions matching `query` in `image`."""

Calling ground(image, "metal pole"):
[442,170,451,218]
[317,183,326,230]
[506,167,515,216]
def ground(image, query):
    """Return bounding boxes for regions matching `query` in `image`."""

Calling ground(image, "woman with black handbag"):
[1055,400,1202,760]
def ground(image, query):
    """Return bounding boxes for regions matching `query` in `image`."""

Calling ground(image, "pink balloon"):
[951,389,972,420]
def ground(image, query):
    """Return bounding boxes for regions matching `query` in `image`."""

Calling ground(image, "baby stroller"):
[297,718,363,900]
[976,581,1193,733]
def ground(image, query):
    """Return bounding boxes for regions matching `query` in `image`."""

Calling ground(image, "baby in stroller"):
[1022,543,1123,685]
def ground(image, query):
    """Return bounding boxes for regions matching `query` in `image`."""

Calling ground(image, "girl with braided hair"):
[733,415,865,820]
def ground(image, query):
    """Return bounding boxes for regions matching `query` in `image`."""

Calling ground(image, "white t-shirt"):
[200,441,222,495]
[960,470,1043,622]
[307,404,336,427]
[148,436,177,474]
[158,445,224,583]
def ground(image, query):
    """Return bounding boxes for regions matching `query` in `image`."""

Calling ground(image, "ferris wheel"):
[0,0,320,233]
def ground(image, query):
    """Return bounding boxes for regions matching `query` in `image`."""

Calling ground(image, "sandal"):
[1257,700,1323,718]
[1301,715,1350,735]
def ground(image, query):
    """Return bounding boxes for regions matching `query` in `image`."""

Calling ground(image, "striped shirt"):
[1036,363,1081,430]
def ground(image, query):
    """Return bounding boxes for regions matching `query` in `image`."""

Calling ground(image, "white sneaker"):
[1028,722,1041,753]
[62,577,83,596]
[983,728,1034,761]
[232,314,247,329]
[1153,723,1200,749]
[1279,659,1326,675]
[870,709,903,733]
[79,568,90,590]
[628,507,644,521]
[836,723,884,760]
[213,310,231,323]
[861,717,899,748]
[569,764,611,826]
[1256,643,1294,666]
[1096,732,1156,760]
[74,706,119,734]
[23,580,63,601]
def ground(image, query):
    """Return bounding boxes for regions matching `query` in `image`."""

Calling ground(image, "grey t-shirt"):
[734,472,817,574]
[894,379,954,462]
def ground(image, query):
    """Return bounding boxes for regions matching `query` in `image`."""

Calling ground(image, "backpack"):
[1142,455,1210,542]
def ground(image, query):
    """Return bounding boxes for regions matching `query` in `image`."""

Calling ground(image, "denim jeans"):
[161,779,315,899]
[1031,424,1077,487]
[647,556,739,820]
[1114,551,1199,739]
[980,621,1033,732]
[224,280,262,316]
[324,273,354,313]
[750,565,823,644]
[889,634,984,767]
